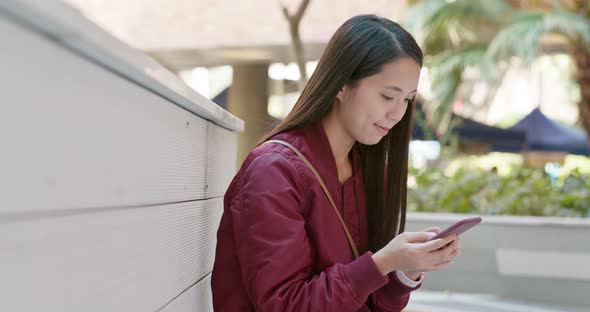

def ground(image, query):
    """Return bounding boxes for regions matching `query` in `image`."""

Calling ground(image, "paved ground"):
[404,290,587,312]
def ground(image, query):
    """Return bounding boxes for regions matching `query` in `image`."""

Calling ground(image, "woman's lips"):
[375,124,389,135]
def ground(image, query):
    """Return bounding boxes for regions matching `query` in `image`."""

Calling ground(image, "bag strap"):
[262,139,360,259]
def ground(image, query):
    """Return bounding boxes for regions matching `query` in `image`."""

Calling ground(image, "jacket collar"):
[271,119,361,198]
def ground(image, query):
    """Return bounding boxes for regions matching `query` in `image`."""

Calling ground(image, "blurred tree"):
[405,0,590,139]
[280,0,311,90]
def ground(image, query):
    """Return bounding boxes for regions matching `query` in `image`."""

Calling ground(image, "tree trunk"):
[289,23,308,90]
[281,0,310,90]
[572,43,590,141]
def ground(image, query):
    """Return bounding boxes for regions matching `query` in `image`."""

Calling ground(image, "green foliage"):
[408,165,590,218]
[404,0,590,136]
[486,10,590,64]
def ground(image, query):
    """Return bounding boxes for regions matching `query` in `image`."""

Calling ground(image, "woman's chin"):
[357,135,384,146]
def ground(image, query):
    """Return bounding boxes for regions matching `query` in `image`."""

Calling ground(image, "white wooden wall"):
[0,1,241,311]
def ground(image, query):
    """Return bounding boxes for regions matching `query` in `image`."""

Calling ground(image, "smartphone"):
[427,216,482,241]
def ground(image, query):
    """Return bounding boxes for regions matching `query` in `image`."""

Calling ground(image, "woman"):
[212,14,461,311]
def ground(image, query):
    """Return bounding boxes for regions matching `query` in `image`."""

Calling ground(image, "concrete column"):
[226,63,270,168]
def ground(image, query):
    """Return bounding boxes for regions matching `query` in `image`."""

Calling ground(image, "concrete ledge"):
[406,212,590,307]
[497,248,590,281]
[408,212,590,228]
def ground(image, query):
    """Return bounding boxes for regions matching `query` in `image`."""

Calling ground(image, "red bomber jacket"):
[211,119,421,311]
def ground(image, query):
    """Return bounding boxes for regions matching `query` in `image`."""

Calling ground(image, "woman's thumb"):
[403,231,436,243]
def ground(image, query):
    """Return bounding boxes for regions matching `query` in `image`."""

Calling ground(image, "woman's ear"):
[336,90,343,101]
[336,85,347,102]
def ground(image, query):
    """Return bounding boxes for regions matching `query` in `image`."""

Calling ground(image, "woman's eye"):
[381,94,394,101]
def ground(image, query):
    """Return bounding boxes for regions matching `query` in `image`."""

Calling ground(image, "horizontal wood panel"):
[206,121,238,198]
[0,16,218,215]
[159,274,213,312]
[0,0,243,132]
[0,198,222,312]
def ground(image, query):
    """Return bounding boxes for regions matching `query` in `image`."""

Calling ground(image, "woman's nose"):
[386,103,406,122]
[385,111,396,122]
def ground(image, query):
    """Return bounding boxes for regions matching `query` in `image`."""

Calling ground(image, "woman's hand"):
[372,226,462,276]
[402,227,461,280]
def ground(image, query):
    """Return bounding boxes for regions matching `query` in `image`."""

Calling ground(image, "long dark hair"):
[257,15,423,252]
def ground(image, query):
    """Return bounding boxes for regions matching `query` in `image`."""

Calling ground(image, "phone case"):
[428,216,482,241]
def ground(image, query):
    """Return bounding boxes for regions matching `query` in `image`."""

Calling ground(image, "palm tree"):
[405,0,590,139]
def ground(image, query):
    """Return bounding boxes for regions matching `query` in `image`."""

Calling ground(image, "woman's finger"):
[421,227,441,234]
[402,231,437,243]
[430,240,460,261]
[427,260,453,271]
[446,239,460,253]
[450,248,461,258]
[419,234,457,252]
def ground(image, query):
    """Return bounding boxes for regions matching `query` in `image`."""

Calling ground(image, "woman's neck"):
[321,112,355,180]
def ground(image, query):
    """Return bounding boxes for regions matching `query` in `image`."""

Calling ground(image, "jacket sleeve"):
[370,271,422,311]
[231,152,388,312]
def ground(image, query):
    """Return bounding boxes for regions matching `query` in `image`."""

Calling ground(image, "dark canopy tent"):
[411,100,527,152]
[507,108,590,156]
[452,115,527,152]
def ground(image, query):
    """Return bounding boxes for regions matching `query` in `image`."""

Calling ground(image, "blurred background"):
[2,0,589,311]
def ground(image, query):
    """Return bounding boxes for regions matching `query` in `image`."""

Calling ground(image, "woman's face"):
[335,57,421,145]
